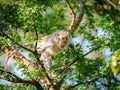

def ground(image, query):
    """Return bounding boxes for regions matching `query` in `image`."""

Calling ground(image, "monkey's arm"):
[37,42,54,52]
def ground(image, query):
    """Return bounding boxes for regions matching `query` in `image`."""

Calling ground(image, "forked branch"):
[66,0,84,30]
[65,0,76,30]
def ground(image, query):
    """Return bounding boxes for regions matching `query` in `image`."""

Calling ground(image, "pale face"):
[56,31,70,49]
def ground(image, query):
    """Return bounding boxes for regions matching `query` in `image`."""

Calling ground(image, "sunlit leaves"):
[14,62,26,70]
[111,49,120,76]
[0,84,8,90]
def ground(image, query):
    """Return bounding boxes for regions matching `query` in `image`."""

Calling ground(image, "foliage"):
[111,49,120,76]
[0,0,120,90]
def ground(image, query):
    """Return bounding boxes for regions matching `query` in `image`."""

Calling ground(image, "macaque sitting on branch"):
[37,30,71,54]
[25,30,72,77]
[38,30,72,71]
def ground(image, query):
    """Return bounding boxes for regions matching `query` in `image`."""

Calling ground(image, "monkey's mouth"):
[59,41,66,49]
[61,45,64,48]
[59,44,65,49]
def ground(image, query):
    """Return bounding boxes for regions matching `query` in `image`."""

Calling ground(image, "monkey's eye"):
[62,37,65,40]
[57,33,60,36]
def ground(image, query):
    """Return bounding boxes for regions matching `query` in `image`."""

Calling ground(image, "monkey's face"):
[56,31,70,49]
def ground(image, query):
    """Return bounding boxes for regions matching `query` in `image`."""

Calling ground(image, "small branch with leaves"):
[0,68,44,90]
[0,30,35,54]
[65,77,99,90]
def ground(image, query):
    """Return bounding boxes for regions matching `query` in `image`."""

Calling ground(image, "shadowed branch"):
[0,68,44,90]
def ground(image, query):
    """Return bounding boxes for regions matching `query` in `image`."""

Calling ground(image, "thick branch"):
[66,0,84,30]
[73,0,84,30]
[65,77,99,90]
[2,46,38,70]
[2,46,52,86]
[1,30,52,86]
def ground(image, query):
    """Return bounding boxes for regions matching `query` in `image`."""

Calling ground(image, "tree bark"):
[2,46,38,70]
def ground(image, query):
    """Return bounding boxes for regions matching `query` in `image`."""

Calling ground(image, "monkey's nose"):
[62,37,65,39]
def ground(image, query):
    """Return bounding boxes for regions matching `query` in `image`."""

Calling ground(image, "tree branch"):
[68,40,110,67]
[1,30,52,86]
[0,30,35,54]
[2,46,52,84]
[1,29,52,85]
[53,46,100,89]
[0,68,44,90]
[35,53,52,85]
[105,0,120,11]
[2,46,38,70]
[65,0,76,30]
[66,0,84,30]
[68,46,101,67]
[73,0,84,30]
[33,16,38,52]
[50,74,67,90]
[65,77,99,90]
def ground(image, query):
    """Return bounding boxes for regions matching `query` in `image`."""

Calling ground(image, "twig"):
[106,0,120,11]
[68,46,101,67]
[0,68,20,79]
[0,30,35,54]
[0,69,44,90]
[33,16,38,52]
[65,77,99,90]
[65,0,76,30]
[68,41,110,66]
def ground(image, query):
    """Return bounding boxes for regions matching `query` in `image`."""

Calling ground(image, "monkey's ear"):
[54,31,59,36]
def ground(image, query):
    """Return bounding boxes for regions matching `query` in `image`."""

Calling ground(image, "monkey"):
[37,30,72,77]
[24,30,72,78]
[37,30,71,55]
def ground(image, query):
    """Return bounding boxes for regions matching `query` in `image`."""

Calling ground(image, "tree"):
[0,0,120,90]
